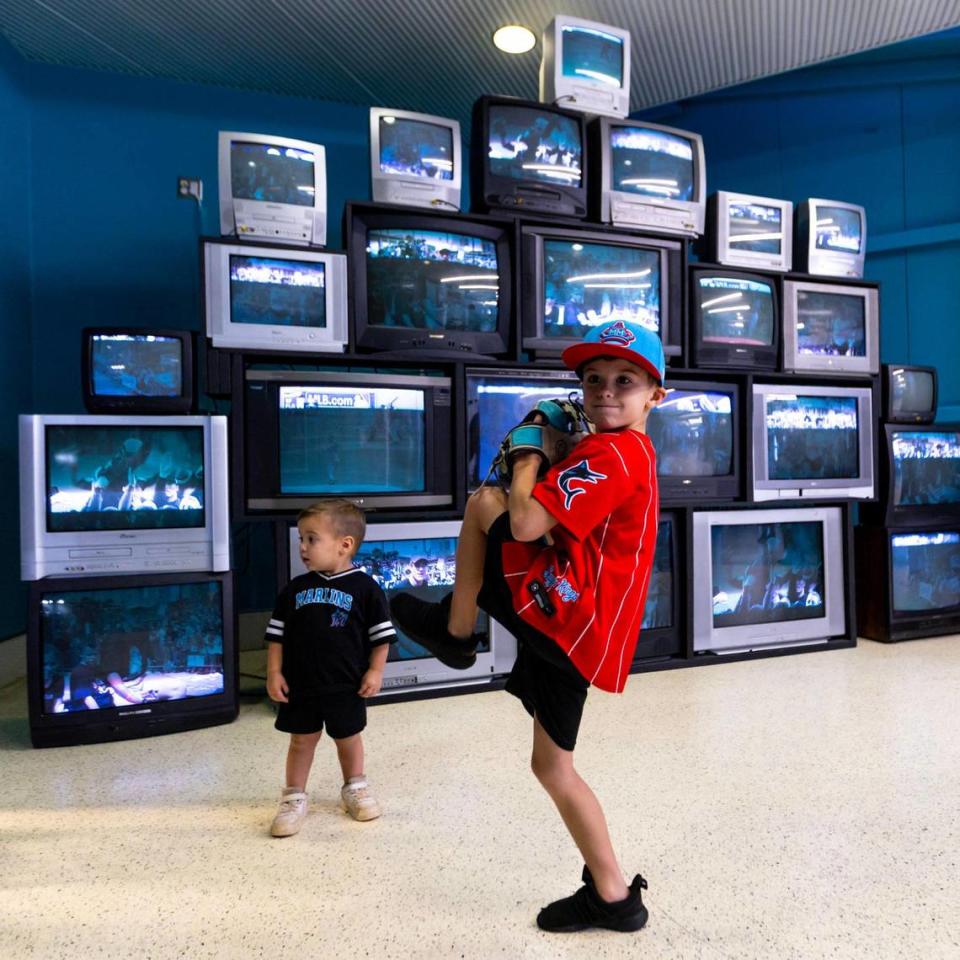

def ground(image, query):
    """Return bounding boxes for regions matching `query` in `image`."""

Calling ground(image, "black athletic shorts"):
[477,512,589,752]
[274,691,366,739]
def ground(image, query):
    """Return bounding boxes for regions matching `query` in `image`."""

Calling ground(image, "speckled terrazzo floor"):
[1,637,959,960]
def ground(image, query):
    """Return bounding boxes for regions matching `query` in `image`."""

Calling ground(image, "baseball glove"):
[487,397,595,486]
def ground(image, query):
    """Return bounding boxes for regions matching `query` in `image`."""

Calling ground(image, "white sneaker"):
[340,777,381,821]
[270,789,308,837]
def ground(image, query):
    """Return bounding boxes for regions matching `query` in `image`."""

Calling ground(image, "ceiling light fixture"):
[493,25,536,54]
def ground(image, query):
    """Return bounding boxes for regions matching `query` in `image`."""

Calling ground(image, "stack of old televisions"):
[18,332,236,747]
[855,368,960,642]
[199,16,886,699]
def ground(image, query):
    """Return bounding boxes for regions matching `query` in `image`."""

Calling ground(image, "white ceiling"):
[2,0,959,123]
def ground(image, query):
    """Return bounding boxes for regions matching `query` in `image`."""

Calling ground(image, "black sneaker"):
[389,593,479,670]
[536,872,649,933]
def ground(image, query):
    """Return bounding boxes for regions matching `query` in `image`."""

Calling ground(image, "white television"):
[795,198,866,279]
[287,520,516,694]
[692,505,847,654]
[20,415,230,580]
[589,117,706,237]
[203,240,347,353]
[540,15,631,118]
[706,191,793,272]
[369,108,462,210]
[218,131,327,246]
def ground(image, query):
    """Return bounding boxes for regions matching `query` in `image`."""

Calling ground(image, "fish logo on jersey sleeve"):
[557,458,607,510]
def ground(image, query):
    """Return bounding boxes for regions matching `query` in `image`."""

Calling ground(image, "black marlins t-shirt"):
[265,568,396,695]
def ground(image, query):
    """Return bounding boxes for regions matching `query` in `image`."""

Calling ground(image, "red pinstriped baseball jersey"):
[500,430,659,693]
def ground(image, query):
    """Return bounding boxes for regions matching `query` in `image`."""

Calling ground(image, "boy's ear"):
[647,386,668,408]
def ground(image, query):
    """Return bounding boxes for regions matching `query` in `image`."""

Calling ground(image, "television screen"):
[278,385,425,495]
[694,276,774,346]
[561,24,624,88]
[610,126,694,201]
[229,254,327,329]
[640,519,673,630]
[487,104,583,186]
[765,394,860,481]
[45,425,205,532]
[229,140,316,206]
[355,535,489,662]
[542,238,661,340]
[891,431,960,506]
[795,288,866,358]
[891,369,935,417]
[891,532,960,613]
[365,228,500,333]
[378,116,454,181]
[711,520,826,628]
[648,390,733,477]
[39,580,225,715]
[815,205,862,253]
[727,201,783,255]
[466,370,581,489]
[90,334,182,398]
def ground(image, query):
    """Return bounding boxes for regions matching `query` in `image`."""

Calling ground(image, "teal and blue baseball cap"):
[561,320,666,385]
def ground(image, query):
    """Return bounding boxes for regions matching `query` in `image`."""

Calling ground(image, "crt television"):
[520,225,683,359]
[27,571,236,748]
[882,364,937,424]
[855,526,960,643]
[218,130,327,246]
[862,424,960,528]
[369,107,462,210]
[471,95,587,219]
[202,239,347,353]
[647,379,741,502]
[81,328,193,414]
[19,415,229,580]
[782,279,879,376]
[588,117,706,237]
[539,16,631,118]
[795,198,866,279]
[287,520,516,693]
[241,369,453,514]
[692,505,847,654]
[705,191,793,273]
[688,267,779,370]
[465,366,581,491]
[345,203,513,358]
[750,383,875,501]
[632,510,684,664]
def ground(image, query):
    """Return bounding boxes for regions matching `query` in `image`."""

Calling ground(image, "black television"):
[239,368,454,514]
[27,571,237,748]
[345,202,514,358]
[688,266,779,370]
[855,525,960,642]
[862,423,960,528]
[471,95,588,219]
[81,328,194,414]
[465,365,581,493]
[631,510,684,665]
[646,379,741,503]
[520,224,683,359]
[881,364,937,424]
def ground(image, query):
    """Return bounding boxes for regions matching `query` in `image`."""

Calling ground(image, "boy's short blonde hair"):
[297,499,366,555]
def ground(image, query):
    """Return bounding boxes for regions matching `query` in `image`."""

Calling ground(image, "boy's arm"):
[359,642,389,698]
[266,638,288,703]
[509,454,560,542]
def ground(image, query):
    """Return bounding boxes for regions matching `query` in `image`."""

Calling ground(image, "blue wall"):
[636,31,960,418]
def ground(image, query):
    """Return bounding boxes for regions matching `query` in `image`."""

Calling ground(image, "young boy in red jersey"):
[391,319,667,933]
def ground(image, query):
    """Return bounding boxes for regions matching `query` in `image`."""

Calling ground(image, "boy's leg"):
[334,732,364,782]
[335,733,381,821]
[530,716,629,904]
[285,730,323,790]
[447,485,508,638]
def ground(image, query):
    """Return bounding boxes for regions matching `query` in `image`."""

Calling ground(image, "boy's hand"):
[266,671,289,703]
[358,668,383,698]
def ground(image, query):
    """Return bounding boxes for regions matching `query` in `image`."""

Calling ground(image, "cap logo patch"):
[598,321,636,347]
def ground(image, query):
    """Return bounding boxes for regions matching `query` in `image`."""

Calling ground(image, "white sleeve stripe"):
[268,618,283,628]
[370,626,395,639]
[265,626,283,637]
[609,439,628,475]
[368,620,392,633]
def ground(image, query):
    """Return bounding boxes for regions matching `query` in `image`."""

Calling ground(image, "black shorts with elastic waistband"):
[477,511,589,752]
